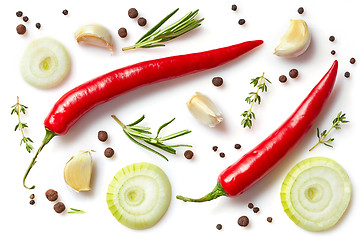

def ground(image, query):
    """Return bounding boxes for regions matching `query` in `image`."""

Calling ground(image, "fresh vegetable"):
[309,111,349,151]
[241,73,271,128]
[20,37,70,89]
[281,156,351,231]
[122,8,204,51]
[106,162,171,230]
[23,39,263,189]
[11,96,34,153]
[274,20,311,57]
[176,60,338,202]
[111,115,191,161]
[64,150,93,192]
[74,24,113,52]
[187,92,223,127]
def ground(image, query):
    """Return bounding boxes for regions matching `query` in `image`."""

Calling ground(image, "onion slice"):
[106,162,171,230]
[281,156,351,231]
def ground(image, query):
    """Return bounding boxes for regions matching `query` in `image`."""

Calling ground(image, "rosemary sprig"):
[11,96,34,153]
[111,115,192,161]
[241,73,271,128]
[309,111,349,151]
[122,8,204,51]
[68,208,86,214]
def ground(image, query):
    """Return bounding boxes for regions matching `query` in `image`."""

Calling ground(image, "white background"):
[0,0,359,239]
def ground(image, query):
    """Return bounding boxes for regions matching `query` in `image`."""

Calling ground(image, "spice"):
[118,27,127,38]
[23,16,29,22]
[138,17,147,26]
[329,36,335,42]
[248,203,254,209]
[219,152,225,158]
[238,216,249,227]
[267,217,273,223]
[16,24,26,35]
[253,207,260,213]
[331,50,336,55]
[45,189,58,202]
[128,8,138,18]
[98,130,108,142]
[29,200,35,205]
[216,224,223,230]
[35,23,41,29]
[54,202,66,213]
[279,75,287,83]
[231,5,237,11]
[298,7,304,14]
[16,11,23,17]
[104,147,114,158]
[238,19,246,25]
[212,77,223,87]
[212,146,218,152]
[184,150,194,159]
[234,143,241,149]
[30,194,35,199]
[344,71,350,78]
[350,58,356,64]
[289,69,298,78]
[62,9,68,15]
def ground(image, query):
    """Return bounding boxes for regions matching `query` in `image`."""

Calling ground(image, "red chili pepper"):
[176,60,338,202]
[23,40,263,189]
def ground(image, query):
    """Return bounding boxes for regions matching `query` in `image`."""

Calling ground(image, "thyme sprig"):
[11,96,34,153]
[241,73,271,128]
[122,8,204,51]
[68,208,86,214]
[111,115,191,161]
[309,111,349,151]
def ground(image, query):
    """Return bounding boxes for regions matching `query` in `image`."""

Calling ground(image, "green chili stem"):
[176,182,227,202]
[23,128,57,189]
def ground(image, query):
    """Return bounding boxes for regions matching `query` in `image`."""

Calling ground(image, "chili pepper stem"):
[23,128,57,189]
[176,181,227,202]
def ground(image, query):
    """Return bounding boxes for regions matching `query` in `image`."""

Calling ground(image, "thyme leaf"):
[309,111,349,151]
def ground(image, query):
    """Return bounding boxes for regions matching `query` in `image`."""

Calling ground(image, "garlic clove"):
[187,92,223,127]
[74,24,114,52]
[274,20,311,57]
[64,150,93,192]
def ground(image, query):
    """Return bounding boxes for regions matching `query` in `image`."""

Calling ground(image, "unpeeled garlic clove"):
[187,92,223,127]
[274,20,311,57]
[74,24,114,52]
[64,150,93,192]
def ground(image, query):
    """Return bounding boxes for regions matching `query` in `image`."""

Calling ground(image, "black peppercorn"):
[45,189,58,201]
[212,146,218,152]
[54,202,66,213]
[118,27,127,38]
[350,58,356,64]
[29,200,35,205]
[35,23,41,29]
[62,9,68,15]
[98,130,108,142]
[267,217,273,223]
[216,224,223,230]
[231,4,237,11]
[289,69,299,78]
[128,8,138,18]
[331,50,336,55]
[279,75,287,83]
[234,143,241,149]
[238,19,246,25]
[253,207,260,213]
[104,147,115,158]
[329,36,335,42]
[297,7,304,14]
[344,71,350,78]
[238,216,249,227]
[219,152,225,158]
[138,17,147,26]
[23,16,29,22]
[16,24,26,35]
[16,11,23,17]
[248,202,254,209]
[184,150,194,159]
[212,77,223,87]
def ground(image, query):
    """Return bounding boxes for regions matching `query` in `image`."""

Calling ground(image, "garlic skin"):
[74,24,113,52]
[187,92,223,127]
[274,20,311,57]
[64,150,93,192]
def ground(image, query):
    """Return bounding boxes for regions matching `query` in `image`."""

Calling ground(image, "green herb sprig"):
[309,111,349,151]
[111,115,191,161]
[68,208,86,214]
[122,8,204,51]
[241,73,271,128]
[11,96,34,153]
